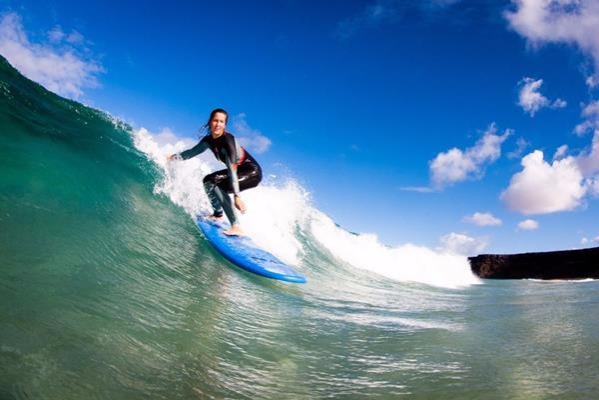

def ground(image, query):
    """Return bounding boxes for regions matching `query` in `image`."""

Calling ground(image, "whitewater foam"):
[133,127,479,288]
[309,212,480,288]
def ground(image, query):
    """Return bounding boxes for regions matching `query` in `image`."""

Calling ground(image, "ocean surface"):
[2,55,599,399]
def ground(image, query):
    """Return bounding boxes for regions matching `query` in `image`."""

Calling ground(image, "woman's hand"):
[234,195,246,214]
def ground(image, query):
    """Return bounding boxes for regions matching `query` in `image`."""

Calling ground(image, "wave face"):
[3,55,599,399]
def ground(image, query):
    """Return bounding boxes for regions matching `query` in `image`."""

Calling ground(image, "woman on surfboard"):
[167,108,262,236]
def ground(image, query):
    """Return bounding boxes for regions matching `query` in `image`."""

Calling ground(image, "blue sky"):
[2,0,599,254]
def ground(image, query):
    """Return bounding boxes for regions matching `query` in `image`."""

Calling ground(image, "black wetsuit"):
[177,132,262,225]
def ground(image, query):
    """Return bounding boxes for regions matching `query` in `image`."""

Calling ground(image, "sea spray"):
[310,211,480,288]
[134,127,479,288]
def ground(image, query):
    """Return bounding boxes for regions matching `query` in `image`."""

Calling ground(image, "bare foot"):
[223,225,244,236]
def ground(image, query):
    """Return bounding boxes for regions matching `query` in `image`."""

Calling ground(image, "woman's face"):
[209,112,227,136]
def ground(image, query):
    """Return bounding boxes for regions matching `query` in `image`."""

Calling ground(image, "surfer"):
[167,108,262,236]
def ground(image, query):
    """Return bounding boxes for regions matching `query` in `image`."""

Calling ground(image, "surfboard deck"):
[196,216,307,283]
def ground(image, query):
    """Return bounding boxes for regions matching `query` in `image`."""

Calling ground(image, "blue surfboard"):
[196,216,307,283]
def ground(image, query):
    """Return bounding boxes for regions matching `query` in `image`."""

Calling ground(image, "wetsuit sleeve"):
[178,137,209,160]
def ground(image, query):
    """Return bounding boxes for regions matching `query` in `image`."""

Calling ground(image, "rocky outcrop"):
[468,247,599,279]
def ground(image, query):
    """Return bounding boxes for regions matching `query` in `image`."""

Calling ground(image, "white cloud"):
[582,100,599,117]
[47,26,65,43]
[231,113,272,154]
[574,100,599,136]
[553,98,567,108]
[517,77,566,116]
[580,236,599,245]
[587,75,599,88]
[553,144,569,160]
[587,176,599,197]
[518,78,547,116]
[501,150,586,214]
[47,26,84,45]
[65,31,84,45]
[430,124,511,189]
[573,102,599,181]
[0,12,102,99]
[463,212,502,227]
[577,130,599,176]
[518,219,539,230]
[574,121,594,137]
[438,232,488,256]
[505,0,599,85]
[502,99,599,214]
[507,137,530,159]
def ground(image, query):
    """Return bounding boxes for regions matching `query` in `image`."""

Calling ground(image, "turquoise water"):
[2,55,599,399]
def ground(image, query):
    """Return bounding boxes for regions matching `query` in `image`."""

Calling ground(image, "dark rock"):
[468,247,599,279]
